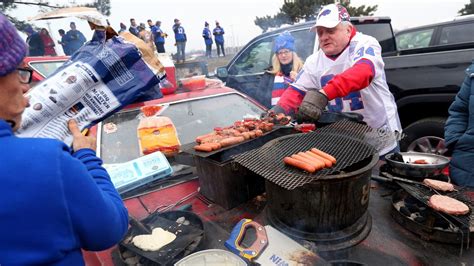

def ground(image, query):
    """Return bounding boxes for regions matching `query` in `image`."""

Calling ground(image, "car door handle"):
[438,64,458,69]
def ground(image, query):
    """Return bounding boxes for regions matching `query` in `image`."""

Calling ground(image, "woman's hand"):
[68,119,96,152]
[290,71,298,81]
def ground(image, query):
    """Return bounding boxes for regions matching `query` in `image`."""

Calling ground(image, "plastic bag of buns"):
[137,116,181,156]
[17,31,167,145]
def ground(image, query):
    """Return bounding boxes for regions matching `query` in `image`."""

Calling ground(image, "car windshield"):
[28,60,68,78]
[98,92,263,165]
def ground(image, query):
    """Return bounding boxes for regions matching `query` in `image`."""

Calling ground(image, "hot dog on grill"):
[194,144,213,152]
[311,148,337,164]
[241,132,251,140]
[291,154,323,170]
[284,157,316,173]
[207,142,222,151]
[196,132,217,144]
[307,151,333,168]
[219,136,245,147]
[296,152,325,169]
[248,131,256,139]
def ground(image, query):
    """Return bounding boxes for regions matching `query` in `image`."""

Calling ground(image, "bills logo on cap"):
[338,5,350,21]
[318,9,331,18]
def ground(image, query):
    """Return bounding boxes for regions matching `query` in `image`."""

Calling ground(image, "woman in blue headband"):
[257,31,304,109]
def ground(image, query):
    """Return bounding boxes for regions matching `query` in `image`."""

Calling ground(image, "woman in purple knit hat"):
[0,13,128,265]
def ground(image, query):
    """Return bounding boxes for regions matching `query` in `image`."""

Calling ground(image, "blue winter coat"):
[213,26,225,44]
[202,27,213,45]
[444,61,474,187]
[0,120,128,265]
[60,34,73,55]
[173,24,187,42]
[66,29,86,54]
[151,25,165,43]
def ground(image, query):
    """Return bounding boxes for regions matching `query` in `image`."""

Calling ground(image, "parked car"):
[96,87,265,166]
[395,15,474,53]
[215,15,474,155]
[387,15,474,153]
[23,56,69,87]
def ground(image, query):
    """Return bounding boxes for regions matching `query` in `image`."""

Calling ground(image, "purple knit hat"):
[0,13,27,77]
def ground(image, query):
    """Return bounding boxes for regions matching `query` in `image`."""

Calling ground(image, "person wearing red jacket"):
[40,28,57,56]
[272,3,401,156]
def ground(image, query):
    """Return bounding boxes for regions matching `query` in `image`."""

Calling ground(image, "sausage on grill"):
[291,154,323,170]
[307,151,333,168]
[311,148,337,164]
[283,157,316,173]
[194,144,213,152]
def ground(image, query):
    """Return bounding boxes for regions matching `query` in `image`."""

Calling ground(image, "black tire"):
[399,117,447,154]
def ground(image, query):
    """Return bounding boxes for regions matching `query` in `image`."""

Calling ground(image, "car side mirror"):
[216,67,228,80]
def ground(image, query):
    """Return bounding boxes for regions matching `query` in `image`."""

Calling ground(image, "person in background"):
[24,25,44,56]
[172,18,187,63]
[138,22,155,52]
[147,19,157,49]
[118,22,127,34]
[129,18,139,37]
[151,20,167,53]
[202,21,213,58]
[444,60,474,187]
[58,29,71,56]
[213,21,225,57]
[257,31,304,109]
[66,22,86,55]
[0,13,128,265]
[271,3,401,157]
[39,28,56,56]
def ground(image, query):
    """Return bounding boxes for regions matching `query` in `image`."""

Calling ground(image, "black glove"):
[296,90,328,122]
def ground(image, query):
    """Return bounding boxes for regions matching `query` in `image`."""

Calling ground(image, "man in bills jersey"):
[273,3,402,156]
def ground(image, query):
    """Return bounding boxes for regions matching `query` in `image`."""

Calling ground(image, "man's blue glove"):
[296,90,328,122]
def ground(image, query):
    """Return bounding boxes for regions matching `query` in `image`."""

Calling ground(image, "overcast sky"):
[9,0,468,55]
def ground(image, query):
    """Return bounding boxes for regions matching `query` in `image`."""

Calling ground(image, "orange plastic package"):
[137,116,181,156]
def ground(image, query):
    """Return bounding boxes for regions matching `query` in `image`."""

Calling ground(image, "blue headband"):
[273,31,295,53]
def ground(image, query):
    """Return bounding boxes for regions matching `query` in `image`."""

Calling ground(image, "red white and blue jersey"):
[277,31,401,154]
[271,73,294,106]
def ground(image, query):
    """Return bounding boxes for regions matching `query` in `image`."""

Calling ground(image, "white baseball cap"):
[310,3,350,31]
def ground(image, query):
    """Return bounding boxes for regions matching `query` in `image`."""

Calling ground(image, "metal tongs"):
[372,171,457,194]
[372,171,423,186]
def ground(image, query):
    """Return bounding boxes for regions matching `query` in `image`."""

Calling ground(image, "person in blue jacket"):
[65,22,86,55]
[0,14,128,265]
[173,18,187,63]
[202,21,213,58]
[128,18,140,37]
[24,25,44,56]
[58,29,72,55]
[444,60,474,187]
[213,21,225,57]
[150,20,167,53]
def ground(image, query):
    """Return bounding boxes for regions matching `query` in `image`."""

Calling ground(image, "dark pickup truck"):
[216,15,474,154]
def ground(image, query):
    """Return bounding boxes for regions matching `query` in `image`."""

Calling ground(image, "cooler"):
[156,53,176,95]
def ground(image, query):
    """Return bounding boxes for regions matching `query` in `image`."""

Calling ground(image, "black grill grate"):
[397,182,473,229]
[234,121,377,190]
